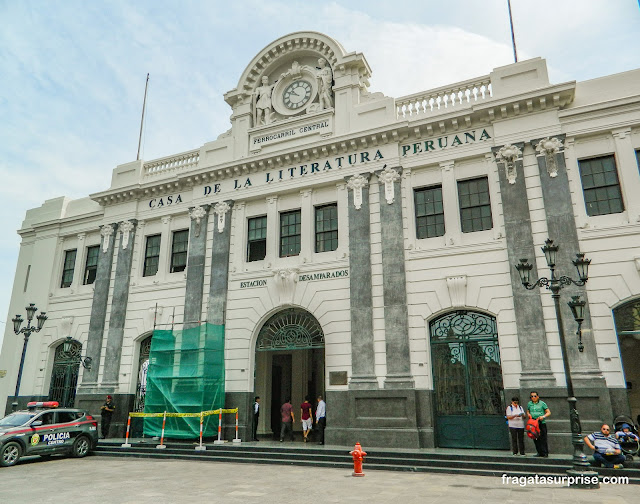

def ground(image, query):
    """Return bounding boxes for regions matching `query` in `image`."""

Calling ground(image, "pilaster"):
[492,142,555,386]
[102,219,138,390]
[183,205,210,329]
[300,189,313,261]
[345,173,377,389]
[206,200,234,326]
[612,127,640,223]
[79,223,117,391]
[265,196,278,266]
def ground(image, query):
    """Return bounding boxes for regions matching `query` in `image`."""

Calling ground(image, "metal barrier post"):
[121,415,132,448]
[233,409,241,443]
[195,412,206,451]
[156,411,167,449]
[214,409,224,445]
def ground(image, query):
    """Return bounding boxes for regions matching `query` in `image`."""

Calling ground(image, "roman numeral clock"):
[283,80,312,110]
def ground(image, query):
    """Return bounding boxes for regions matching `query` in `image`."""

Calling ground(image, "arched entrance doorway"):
[254,308,325,439]
[430,310,508,449]
[48,340,82,407]
[613,299,640,418]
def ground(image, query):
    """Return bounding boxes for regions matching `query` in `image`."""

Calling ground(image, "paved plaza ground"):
[0,455,636,504]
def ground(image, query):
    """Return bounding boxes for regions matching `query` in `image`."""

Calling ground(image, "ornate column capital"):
[100,224,116,253]
[494,143,523,185]
[440,160,455,172]
[213,201,233,233]
[189,205,209,237]
[346,173,370,210]
[533,137,564,178]
[119,220,136,250]
[376,165,402,204]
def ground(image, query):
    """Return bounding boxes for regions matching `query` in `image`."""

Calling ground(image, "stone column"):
[493,143,554,387]
[102,220,137,390]
[80,223,118,390]
[345,173,377,389]
[183,205,210,329]
[300,189,313,261]
[531,136,604,384]
[377,166,414,389]
[206,200,234,325]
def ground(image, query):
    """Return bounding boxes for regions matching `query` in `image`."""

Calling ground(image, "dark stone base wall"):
[76,393,135,439]
[221,391,253,441]
[609,387,631,419]
[326,389,432,449]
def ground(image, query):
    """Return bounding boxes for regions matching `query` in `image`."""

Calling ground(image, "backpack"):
[526,418,540,439]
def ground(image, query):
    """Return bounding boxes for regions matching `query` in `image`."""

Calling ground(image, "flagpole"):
[137,73,150,161]
[507,0,518,63]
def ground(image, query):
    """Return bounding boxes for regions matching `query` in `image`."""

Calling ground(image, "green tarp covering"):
[143,323,225,439]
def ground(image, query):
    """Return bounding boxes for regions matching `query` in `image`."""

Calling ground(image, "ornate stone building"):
[1,32,639,451]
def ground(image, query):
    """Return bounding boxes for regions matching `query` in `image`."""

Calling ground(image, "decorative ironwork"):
[48,340,82,407]
[430,311,503,417]
[430,310,498,342]
[134,335,152,412]
[613,299,640,334]
[256,309,324,351]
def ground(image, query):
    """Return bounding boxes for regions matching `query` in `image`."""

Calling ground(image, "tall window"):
[579,155,624,216]
[170,230,189,273]
[143,235,161,277]
[60,249,77,288]
[247,216,267,262]
[458,177,493,233]
[415,185,445,239]
[280,210,301,257]
[315,204,338,253]
[83,245,100,285]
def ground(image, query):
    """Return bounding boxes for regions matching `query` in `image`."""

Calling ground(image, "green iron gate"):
[48,340,82,407]
[430,311,509,449]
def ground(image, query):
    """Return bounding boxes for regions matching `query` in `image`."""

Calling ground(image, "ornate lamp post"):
[515,238,599,488]
[11,303,48,407]
[62,336,93,370]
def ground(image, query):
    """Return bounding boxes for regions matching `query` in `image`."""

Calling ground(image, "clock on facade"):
[283,80,312,110]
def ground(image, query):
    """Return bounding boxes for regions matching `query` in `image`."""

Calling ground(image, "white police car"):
[0,401,98,467]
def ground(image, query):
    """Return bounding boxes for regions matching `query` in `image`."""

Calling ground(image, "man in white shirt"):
[316,395,326,445]
[252,396,260,441]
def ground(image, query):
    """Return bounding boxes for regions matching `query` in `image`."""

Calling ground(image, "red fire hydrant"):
[350,442,367,477]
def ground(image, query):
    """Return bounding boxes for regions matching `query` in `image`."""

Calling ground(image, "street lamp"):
[515,238,598,488]
[62,336,93,370]
[11,303,47,408]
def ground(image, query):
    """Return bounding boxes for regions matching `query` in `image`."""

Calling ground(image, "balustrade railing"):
[143,149,200,176]
[396,76,492,119]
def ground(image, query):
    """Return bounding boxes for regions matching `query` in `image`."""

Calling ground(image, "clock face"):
[283,80,312,110]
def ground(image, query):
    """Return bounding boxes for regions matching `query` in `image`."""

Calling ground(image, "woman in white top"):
[506,396,526,455]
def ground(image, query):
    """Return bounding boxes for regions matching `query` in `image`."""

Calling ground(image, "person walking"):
[316,395,326,445]
[280,398,294,442]
[527,391,550,457]
[252,396,260,441]
[584,424,625,468]
[100,395,116,439]
[506,396,526,455]
[300,396,313,443]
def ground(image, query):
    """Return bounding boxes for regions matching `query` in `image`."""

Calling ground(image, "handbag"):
[526,417,540,439]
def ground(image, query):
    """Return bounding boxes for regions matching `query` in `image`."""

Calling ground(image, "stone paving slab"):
[0,455,636,504]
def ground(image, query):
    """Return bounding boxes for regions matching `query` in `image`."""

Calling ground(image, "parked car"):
[0,401,98,467]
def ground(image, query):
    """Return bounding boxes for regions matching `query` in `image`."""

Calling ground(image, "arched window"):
[134,335,153,412]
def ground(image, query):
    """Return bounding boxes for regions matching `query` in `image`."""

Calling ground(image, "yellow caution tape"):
[129,407,239,418]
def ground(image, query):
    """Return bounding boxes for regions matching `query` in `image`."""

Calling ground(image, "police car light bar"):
[26,401,59,409]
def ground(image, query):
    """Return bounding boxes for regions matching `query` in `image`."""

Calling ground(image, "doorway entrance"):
[254,308,325,439]
[613,299,640,418]
[48,340,82,407]
[430,310,509,449]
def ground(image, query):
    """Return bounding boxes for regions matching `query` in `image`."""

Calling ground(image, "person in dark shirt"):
[252,396,260,441]
[280,399,294,442]
[300,396,313,443]
[100,395,116,439]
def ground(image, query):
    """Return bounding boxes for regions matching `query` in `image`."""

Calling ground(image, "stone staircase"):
[94,440,640,484]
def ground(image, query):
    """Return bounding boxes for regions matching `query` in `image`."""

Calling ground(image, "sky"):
[0,0,638,350]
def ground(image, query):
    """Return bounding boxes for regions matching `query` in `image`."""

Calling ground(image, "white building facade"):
[1,32,639,451]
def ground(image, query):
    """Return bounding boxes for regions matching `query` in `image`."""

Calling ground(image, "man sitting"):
[583,424,625,468]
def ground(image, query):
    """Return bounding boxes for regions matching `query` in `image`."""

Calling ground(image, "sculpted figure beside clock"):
[316,58,334,110]
[254,76,274,126]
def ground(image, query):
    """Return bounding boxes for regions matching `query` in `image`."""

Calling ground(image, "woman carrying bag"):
[506,396,527,455]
